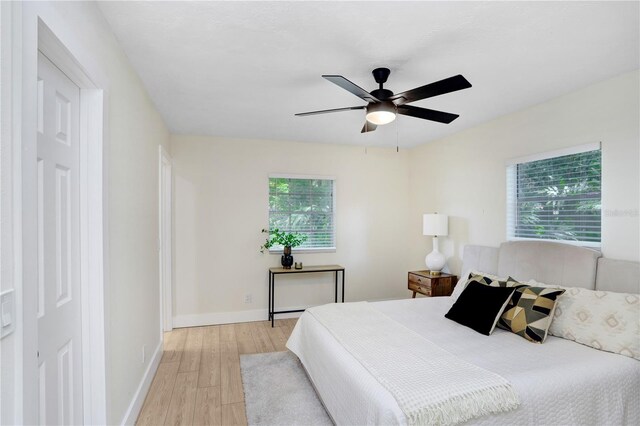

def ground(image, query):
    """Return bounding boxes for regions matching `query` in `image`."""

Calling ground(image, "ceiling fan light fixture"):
[366,101,396,125]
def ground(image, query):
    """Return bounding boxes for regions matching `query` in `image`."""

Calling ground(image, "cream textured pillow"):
[543,285,640,360]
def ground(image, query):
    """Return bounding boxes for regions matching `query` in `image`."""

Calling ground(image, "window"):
[268,176,335,250]
[506,143,601,246]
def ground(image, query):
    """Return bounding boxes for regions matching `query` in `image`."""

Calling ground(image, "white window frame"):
[267,173,336,253]
[506,142,602,248]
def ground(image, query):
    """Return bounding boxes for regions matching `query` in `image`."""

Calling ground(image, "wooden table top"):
[410,270,456,279]
[269,264,345,274]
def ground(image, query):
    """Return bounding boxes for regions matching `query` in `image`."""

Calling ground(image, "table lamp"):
[423,213,448,275]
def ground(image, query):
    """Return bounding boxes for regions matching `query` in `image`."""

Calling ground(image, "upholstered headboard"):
[595,258,640,293]
[459,245,499,285]
[497,241,601,289]
[460,241,639,293]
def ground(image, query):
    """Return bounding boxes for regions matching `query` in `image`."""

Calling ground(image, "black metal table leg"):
[268,271,272,321]
[269,266,345,325]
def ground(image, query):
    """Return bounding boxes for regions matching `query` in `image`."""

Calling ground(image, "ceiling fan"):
[295,68,472,133]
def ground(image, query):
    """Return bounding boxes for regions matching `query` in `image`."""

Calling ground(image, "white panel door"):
[36,51,83,425]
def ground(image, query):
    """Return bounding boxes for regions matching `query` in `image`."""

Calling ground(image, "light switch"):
[1,303,11,326]
[0,289,15,339]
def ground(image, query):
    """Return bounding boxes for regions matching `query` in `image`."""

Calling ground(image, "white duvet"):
[287,297,640,426]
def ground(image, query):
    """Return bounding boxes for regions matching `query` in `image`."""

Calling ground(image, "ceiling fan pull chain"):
[396,114,399,153]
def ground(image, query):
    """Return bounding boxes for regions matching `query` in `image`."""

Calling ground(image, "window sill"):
[269,247,336,254]
[507,237,601,249]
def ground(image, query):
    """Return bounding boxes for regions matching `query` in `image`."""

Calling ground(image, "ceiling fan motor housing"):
[370,88,394,100]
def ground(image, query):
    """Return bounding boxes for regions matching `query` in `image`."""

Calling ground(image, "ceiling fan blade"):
[361,122,377,133]
[390,75,471,105]
[397,105,459,124]
[295,106,365,117]
[323,75,380,103]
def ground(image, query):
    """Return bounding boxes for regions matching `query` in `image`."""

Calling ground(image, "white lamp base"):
[425,236,446,273]
[425,251,445,272]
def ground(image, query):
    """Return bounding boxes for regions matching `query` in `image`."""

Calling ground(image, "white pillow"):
[450,271,509,301]
[532,281,640,360]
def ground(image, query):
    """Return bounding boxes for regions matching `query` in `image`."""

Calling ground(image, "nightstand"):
[408,271,457,298]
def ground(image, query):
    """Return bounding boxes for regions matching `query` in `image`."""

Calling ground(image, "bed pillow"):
[499,286,565,343]
[451,271,509,301]
[545,286,640,360]
[489,279,531,331]
[445,280,516,336]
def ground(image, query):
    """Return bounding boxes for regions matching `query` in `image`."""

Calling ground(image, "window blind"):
[506,147,601,245]
[268,177,335,249]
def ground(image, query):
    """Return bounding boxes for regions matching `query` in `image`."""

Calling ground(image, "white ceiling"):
[98,1,639,148]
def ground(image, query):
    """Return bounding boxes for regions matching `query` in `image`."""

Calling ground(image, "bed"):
[286,241,640,425]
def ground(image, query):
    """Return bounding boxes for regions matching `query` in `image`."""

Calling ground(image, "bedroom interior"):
[0,1,638,426]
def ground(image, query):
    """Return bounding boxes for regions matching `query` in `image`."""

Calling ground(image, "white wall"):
[408,70,640,277]
[1,2,170,424]
[171,135,411,325]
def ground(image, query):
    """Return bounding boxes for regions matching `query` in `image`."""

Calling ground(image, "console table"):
[268,264,345,327]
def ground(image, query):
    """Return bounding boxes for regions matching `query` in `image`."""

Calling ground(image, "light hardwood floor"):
[136,318,298,426]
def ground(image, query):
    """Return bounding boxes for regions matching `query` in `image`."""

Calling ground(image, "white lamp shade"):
[423,214,448,236]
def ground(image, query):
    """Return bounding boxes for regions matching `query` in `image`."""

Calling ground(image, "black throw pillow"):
[445,280,516,336]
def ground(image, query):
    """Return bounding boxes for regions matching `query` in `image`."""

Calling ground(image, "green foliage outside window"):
[514,149,601,243]
[267,177,335,249]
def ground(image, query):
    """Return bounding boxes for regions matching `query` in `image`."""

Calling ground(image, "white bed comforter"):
[287,297,640,426]
[307,302,519,425]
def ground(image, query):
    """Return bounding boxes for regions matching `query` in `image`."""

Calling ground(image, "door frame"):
[18,16,108,425]
[159,145,173,332]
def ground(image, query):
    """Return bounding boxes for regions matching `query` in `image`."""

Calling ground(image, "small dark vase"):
[281,246,294,269]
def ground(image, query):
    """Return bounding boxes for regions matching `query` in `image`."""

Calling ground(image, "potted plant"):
[260,228,307,269]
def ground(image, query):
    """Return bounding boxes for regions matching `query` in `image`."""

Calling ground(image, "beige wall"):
[171,71,639,326]
[103,24,171,426]
[171,136,411,324]
[408,70,640,277]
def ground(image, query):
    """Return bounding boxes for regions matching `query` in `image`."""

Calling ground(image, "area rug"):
[240,351,332,425]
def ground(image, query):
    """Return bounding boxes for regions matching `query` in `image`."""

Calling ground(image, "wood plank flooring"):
[136,318,298,426]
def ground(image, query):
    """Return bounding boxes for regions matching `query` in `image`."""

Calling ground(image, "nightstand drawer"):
[407,271,457,298]
[408,281,431,296]
[408,273,430,287]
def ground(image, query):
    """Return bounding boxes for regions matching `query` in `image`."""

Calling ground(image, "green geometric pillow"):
[499,286,566,343]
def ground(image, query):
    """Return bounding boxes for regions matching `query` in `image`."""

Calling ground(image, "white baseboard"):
[172,306,306,328]
[365,295,408,302]
[172,296,408,328]
[120,340,163,425]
